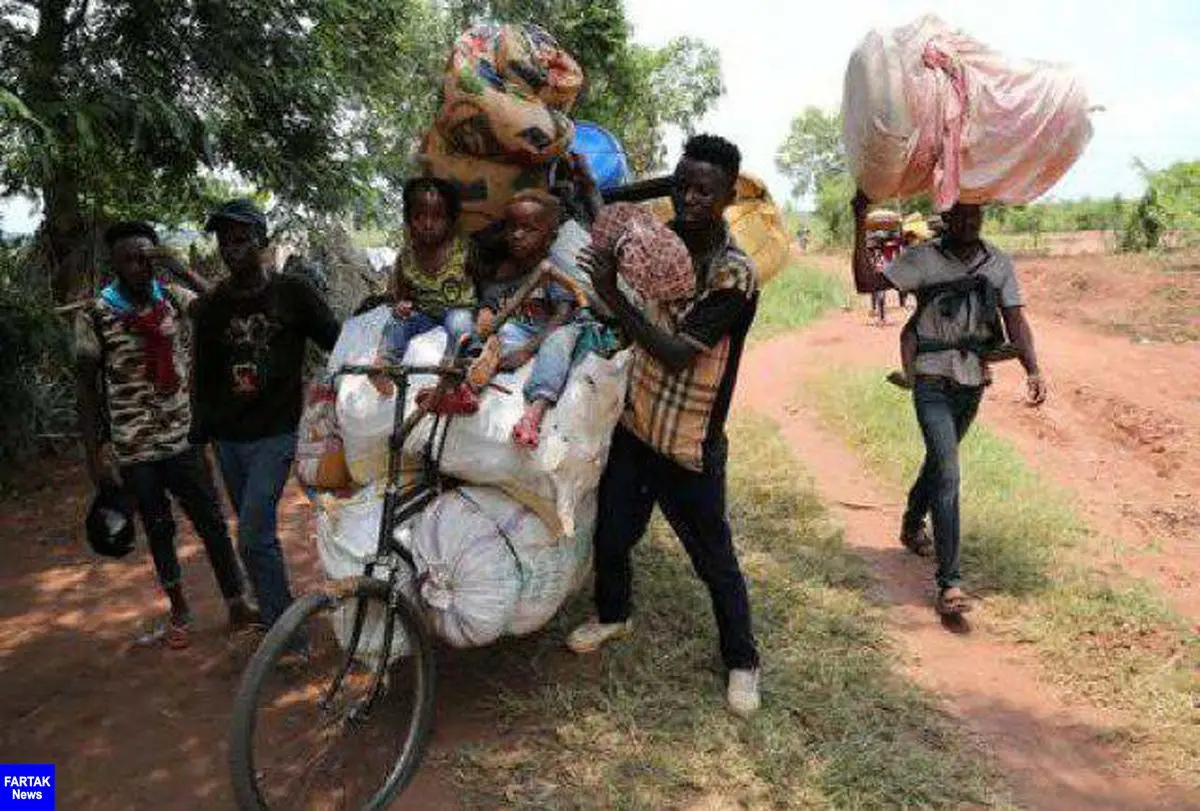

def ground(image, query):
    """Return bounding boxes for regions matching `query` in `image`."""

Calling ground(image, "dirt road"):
[2,253,1198,809]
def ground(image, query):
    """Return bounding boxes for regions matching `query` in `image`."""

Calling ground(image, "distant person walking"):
[852,191,1047,617]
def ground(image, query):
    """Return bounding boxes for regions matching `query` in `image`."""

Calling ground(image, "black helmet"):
[86,485,136,559]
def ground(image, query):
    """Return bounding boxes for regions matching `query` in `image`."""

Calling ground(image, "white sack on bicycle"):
[313,484,419,666]
[408,486,597,645]
[336,325,631,536]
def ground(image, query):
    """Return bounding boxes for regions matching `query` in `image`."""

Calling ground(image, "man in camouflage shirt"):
[75,221,255,649]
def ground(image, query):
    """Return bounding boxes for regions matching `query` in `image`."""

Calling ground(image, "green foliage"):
[774,107,858,247]
[985,197,1127,240]
[983,161,1198,253]
[0,240,75,467]
[775,107,845,200]
[814,172,856,248]
[1121,160,1200,251]
[3,0,724,299]
[752,261,850,341]
[1,0,448,220]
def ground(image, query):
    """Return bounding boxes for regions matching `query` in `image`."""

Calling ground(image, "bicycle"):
[228,263,594,811]
[228,354,463,811]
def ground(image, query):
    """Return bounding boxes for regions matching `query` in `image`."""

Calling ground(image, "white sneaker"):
[565,619,631,654]
[726,668,761,718]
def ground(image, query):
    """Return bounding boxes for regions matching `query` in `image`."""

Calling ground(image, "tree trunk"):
[26,0,91,302]
[39,171,97,302]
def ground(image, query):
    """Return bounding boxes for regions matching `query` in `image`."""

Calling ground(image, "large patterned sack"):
[591,203,695,302]
[416,129,549,234]
[842,14,1093,209]
[436,23,581,166]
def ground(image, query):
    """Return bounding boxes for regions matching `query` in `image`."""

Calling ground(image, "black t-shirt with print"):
[192,274,340,442]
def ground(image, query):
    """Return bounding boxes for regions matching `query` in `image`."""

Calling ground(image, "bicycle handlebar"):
[335,363,465,380]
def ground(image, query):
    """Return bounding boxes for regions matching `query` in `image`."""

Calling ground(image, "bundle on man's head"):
[204,198,269,247]
[683,134,741,186]
[104,220,159,248]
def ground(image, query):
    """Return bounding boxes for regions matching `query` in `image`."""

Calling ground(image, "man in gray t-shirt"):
[851,193,1046,618]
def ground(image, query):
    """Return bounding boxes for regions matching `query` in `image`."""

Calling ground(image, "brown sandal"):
[935,586,972,616]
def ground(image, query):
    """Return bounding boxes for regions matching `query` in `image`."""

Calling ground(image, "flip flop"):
[511,411,542,449]
[135,614,192,649]
[936,587,972,616]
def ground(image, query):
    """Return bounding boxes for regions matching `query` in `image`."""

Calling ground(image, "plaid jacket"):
[622,233,758,472]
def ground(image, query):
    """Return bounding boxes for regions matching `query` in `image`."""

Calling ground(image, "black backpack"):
[911,270,1007,359]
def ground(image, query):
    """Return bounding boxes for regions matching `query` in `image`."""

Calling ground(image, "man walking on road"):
[851,191,1047,617]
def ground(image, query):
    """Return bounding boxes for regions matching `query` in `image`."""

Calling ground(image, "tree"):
[3,0,724,301]
[775,107,845,200]
[812,172,855,247]
[1,0,448,300]
[1121,159,1199,251]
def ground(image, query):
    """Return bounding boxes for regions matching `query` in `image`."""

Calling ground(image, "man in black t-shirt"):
[193,199,340,636]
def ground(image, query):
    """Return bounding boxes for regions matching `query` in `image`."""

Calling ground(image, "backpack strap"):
[911,274,1003,357]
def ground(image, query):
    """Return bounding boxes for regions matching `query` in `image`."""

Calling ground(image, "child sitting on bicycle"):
[361,177,476,386]
[473,190,585,449]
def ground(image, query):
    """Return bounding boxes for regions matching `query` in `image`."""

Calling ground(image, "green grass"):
[807,366,1200,786]
[810,368,1077,597]
[753,261,850,341]
[446,415,1014,810]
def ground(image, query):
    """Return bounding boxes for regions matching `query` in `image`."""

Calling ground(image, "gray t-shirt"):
[884,240,1022,387]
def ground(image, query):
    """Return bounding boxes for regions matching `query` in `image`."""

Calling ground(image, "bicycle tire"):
[229,580,436,811]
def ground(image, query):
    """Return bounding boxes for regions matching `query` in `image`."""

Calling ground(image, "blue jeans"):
[383,308,474,363]
[903,378,983,589]
[216,432,298,628]
[497,321,582,404]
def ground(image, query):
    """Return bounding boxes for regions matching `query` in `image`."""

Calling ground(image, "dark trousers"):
[120,446,244,602]
[593,425,759,671]
[903,378,983,589]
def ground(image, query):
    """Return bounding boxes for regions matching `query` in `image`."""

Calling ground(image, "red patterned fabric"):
[591,203,695,302]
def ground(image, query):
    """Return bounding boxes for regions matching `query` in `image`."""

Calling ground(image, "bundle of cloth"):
[842,14,1094,210]
[417,23,583,233]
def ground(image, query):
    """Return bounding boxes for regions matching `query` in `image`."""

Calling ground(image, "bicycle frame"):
[320,347,465,716]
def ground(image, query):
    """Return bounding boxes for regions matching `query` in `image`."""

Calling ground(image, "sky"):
[625,0,1200,206]
[4,1,1198,232]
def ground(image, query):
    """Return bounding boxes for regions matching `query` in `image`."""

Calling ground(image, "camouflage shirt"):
[73,283,196,465]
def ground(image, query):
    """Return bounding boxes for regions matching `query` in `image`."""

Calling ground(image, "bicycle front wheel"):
[229,580,436,811]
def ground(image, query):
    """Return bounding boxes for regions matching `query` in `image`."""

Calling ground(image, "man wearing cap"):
[192,199,340,637]
[75,221,255,649]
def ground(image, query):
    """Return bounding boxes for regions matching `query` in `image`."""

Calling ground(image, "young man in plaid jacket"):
[573,134,761,717]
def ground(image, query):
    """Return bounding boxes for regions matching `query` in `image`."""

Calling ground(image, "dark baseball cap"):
[204,198,268,235]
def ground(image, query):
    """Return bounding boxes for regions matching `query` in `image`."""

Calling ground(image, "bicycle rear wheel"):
[229,580,436,811]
